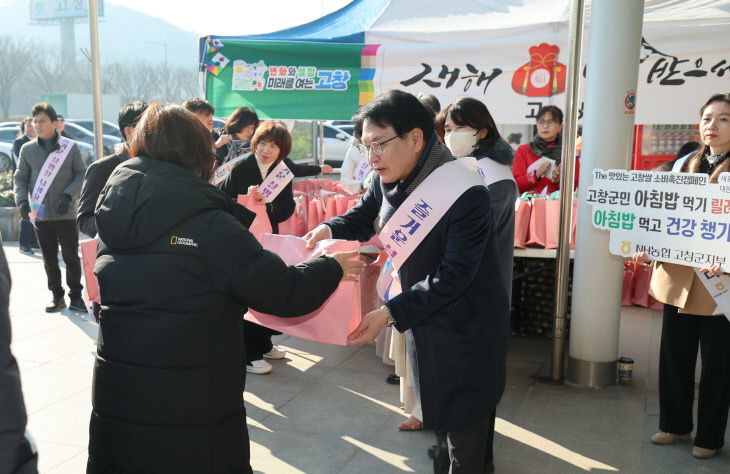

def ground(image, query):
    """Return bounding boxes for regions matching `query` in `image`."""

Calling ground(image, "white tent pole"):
[567,0,644,388]
[88,0,103,161]
[551,0,585,381]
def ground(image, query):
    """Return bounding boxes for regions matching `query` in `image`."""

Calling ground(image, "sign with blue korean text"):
[587,169,730,271]
[259,161,294,203]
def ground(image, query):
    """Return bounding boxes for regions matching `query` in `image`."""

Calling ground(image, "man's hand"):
[320,164,334,174]
[304,225,332,249]
[348,307,389,345]
[55,194,72,215]
[18,201,30,221]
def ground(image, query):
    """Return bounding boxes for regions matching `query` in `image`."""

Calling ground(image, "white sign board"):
[586,169,730,271]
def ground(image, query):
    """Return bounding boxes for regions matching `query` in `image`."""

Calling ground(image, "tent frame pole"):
[552,0,585,381]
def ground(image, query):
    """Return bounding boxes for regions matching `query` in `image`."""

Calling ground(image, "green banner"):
[205,40,363,120]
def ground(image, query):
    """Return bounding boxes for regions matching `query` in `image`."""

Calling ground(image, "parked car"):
[0,142,13,172]
[213,118,226,130]
[0,126,20,144]
[0,125,95,166]
[318,123,353,167]
[62,121,121,155]
[68,119,122,140]
[0,121,20,129]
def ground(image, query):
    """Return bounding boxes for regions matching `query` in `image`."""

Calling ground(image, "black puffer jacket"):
[87,156,342,473]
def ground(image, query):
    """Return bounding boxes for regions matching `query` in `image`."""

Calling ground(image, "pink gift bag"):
[513,199,532,248]
[324,196,337,221]
[245,235,361,345]
[80,239,100,304]
[526,197,546,247]
[544,199,561,249]
[335,196,349,216]
[237,193,272,240]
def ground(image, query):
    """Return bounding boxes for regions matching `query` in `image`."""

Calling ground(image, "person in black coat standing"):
[86,104,363,473]
[77,101,148,238]
[306,90,510,474]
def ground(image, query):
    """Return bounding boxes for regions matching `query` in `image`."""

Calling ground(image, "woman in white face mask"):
[434,97,517,462]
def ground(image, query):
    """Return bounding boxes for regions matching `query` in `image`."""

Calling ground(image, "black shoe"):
[45,296,66,313]
[386,374,399,385]
[427,444,437,459]
[69,297,87,312]
[19,246,34,256]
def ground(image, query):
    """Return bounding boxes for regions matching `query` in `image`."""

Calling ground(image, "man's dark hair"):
[182,98,215,116]
[352,90,434,142]
[118,101,149,142]
[225,107,259,135]
[417,93,441,117]
[57,114,64,121]
[129,104,215,181]
[31,103,58,122]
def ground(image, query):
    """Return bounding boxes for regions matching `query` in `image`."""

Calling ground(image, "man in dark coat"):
[0,245,39,474]
[77,101,148,238]
[306,90,509,473]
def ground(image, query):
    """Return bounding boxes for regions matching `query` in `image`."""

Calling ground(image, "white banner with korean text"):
[372,24,730,125]
[586,169,730,271]
[260,161,294,203]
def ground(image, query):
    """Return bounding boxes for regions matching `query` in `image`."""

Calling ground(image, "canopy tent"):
[199,0,730,123]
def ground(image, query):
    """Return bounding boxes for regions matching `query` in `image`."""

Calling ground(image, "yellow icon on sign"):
[620,241,632,255]
[717,282,725,291]
[170,236,178,245]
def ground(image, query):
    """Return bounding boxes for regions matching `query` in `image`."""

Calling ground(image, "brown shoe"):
[398,416,423,431]
[692,446,717,459]
[651,431,691,445]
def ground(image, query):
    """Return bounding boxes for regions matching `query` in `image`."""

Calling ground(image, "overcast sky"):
[107,0,352,35]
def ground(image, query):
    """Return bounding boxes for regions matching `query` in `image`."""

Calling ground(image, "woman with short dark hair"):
[87,104,363,473]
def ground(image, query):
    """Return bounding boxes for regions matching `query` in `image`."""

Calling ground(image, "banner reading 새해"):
[586,169,730,271]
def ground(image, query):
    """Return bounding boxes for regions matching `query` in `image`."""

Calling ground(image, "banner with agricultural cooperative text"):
[586,169,730,271]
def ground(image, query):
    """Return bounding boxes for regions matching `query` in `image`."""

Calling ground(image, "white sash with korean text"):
[694,268,730,320]
[475,157,516,187]
[30,136,74,220]
[259,160,294,203]
[354,155,372,181]
[379,157,485,270]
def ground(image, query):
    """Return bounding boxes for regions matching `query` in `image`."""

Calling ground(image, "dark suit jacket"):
[220,153,295,234]
[325,180,510,432]
[77,146,129,238]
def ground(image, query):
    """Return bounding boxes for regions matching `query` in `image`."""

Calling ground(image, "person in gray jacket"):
[13,103,87,313]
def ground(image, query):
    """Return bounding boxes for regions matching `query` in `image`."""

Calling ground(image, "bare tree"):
[0,36,31,120]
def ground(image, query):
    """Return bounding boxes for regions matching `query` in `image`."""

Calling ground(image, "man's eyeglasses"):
[356,135,399,156]
[537,120,559,127]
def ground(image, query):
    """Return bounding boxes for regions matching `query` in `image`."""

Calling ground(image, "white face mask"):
[445,130,479,158]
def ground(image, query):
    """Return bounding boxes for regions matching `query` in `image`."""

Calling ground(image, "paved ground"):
[5,240,729,473]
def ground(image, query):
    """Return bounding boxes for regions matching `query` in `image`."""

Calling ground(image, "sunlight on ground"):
[250,441,306,474]
[342,436,415,472]
[495,418,619,472]
[244,392,286,418]
[279,345,324,372]
[246,416,272,433]
[339,386,408,417]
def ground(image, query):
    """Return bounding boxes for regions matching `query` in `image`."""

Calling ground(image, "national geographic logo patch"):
[170,236,199,248]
